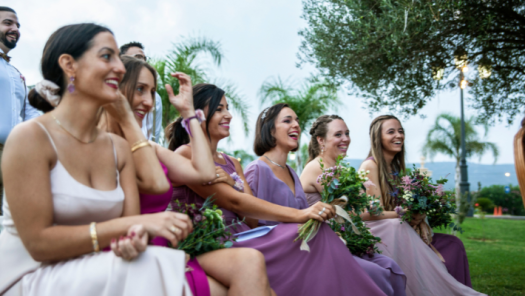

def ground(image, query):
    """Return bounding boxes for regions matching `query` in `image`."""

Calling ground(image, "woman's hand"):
[111,224,148,261]
[299,202,335,223]
[138,212,194,247]
[166,72,195,119]
[204,166,235,186]
[103,91,135,124]
[409,213,426,227]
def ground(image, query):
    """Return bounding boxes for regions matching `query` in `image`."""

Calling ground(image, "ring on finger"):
[216,173,220,178]
[318,207,326,216]
[169,225,179,234]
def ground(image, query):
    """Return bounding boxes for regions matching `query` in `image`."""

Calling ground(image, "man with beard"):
[120,41,164,144]
[0,7,41,215]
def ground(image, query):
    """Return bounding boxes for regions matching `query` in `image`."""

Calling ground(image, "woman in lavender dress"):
[299,115,406,296]
[168,84,388,296]
[358,115,485,296]
[101,57,273,296]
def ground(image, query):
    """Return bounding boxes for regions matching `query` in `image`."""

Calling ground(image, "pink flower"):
[401,175,412,185]
[435,184,444,196]
[363,180,376,189]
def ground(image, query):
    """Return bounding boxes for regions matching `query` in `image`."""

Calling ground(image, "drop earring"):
[321,145,325,156]
[67,76,75,93]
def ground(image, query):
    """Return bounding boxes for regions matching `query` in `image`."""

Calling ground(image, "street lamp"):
[452,52,491,217]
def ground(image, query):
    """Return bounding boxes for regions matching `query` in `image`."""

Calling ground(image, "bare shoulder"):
[359,159,378,171]
[302,159,322,178]
[4,120,55,156]
[102,132,131,170]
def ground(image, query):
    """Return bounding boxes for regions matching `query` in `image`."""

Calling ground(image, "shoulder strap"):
[107,134,118,170]
[35,121,58,156]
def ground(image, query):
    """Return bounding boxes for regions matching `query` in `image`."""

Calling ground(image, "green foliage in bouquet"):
[171,197,240,257]
[390,165,461,232]
[296,155,383,255]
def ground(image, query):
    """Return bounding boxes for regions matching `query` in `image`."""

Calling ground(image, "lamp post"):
[433,54,491,217]
[458,65,472,216]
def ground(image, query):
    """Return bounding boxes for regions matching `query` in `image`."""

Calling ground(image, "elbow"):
[201,171,216,184]
[139,178,171,195]
[25,242,52,262]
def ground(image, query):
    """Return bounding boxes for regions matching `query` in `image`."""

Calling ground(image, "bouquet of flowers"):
[170,197,240,258]
[296,155,382,254]
[390,166,461,258]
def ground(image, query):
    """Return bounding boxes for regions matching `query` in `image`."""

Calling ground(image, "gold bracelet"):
[90,222,100,252]
[131,141,151,153]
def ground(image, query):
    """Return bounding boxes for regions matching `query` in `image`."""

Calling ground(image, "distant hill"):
[346,159,518,190]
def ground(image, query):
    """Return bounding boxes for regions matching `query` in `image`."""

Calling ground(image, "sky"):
[4,0,522,166]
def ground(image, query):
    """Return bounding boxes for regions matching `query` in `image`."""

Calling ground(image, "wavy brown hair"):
[307,114,343,163]
[366,115,406,210]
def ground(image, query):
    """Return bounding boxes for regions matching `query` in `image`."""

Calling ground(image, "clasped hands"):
[110,212,193,261]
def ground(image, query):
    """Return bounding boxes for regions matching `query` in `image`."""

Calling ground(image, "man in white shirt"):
[0,7,41,214]
[119,42,164,145]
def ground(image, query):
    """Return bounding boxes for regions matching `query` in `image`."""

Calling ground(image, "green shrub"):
[479,185,525,215]
[475,197,494,213]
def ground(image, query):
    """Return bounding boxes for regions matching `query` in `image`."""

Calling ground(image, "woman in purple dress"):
[357,115,485,296]
[167,84,388,296]
[299,115,406,296]
[102,57,274,296]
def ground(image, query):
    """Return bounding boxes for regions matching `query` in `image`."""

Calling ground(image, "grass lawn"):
[435,218,525,296]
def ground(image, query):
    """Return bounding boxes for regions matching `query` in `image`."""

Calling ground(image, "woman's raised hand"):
[166,72,195,119]
[299,202,335,223]
[103,90,135,124]
[139,212,194,247]
[111,224,148,261]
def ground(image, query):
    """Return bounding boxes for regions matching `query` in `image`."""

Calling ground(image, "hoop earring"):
[67,76,75,93]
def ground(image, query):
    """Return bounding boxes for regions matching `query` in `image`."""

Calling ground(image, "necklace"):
[51,114,98,144]
[264,155,285,169]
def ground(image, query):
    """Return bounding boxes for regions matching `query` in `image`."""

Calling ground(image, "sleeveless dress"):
[303,191,406,296]
[364,156,472,286]
[172,153,388,296]
[0,122,190,296]
[139,162,209,296]
[362,157,484,296]
[246,160,406,296]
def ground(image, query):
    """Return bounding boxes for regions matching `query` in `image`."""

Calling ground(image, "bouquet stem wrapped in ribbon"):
[295,156,382,255]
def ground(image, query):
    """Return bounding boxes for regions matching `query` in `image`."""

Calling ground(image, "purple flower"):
[194,214,203,222]
[340,226,345,232]
[401,175,412,185]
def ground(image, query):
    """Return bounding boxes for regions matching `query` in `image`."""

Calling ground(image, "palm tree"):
[150,37,249,135]
[422,113,499,209]
[258,76,340,172]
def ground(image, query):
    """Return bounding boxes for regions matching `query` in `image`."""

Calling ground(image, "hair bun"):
[28,88,54,113]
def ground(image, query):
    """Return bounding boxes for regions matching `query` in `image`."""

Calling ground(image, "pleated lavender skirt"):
[432,233,472,287]
[357,254,407,296]
[233,222,387,296]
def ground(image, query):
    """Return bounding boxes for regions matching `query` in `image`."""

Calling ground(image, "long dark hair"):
[28,23,113,112]
[166,83,225,151]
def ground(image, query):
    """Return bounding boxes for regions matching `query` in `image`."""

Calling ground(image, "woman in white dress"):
[0,23,272,296]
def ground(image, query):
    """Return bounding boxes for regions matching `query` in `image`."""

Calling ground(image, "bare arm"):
[103,92,169,195]
[172,148,333,223]
[300,159,324,194]
[4,123,191,262]
[358,160,398,221]
[229,156,258,228]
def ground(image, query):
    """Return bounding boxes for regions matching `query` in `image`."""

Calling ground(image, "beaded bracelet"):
[90,222,100,252]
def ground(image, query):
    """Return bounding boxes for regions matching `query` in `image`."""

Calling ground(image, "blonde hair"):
[366,115,406,210]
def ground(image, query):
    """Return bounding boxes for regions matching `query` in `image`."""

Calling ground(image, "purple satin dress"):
[140,162,210,296]
[172,154,387,296]
[247,160,406,296]
[364,156,472,286]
